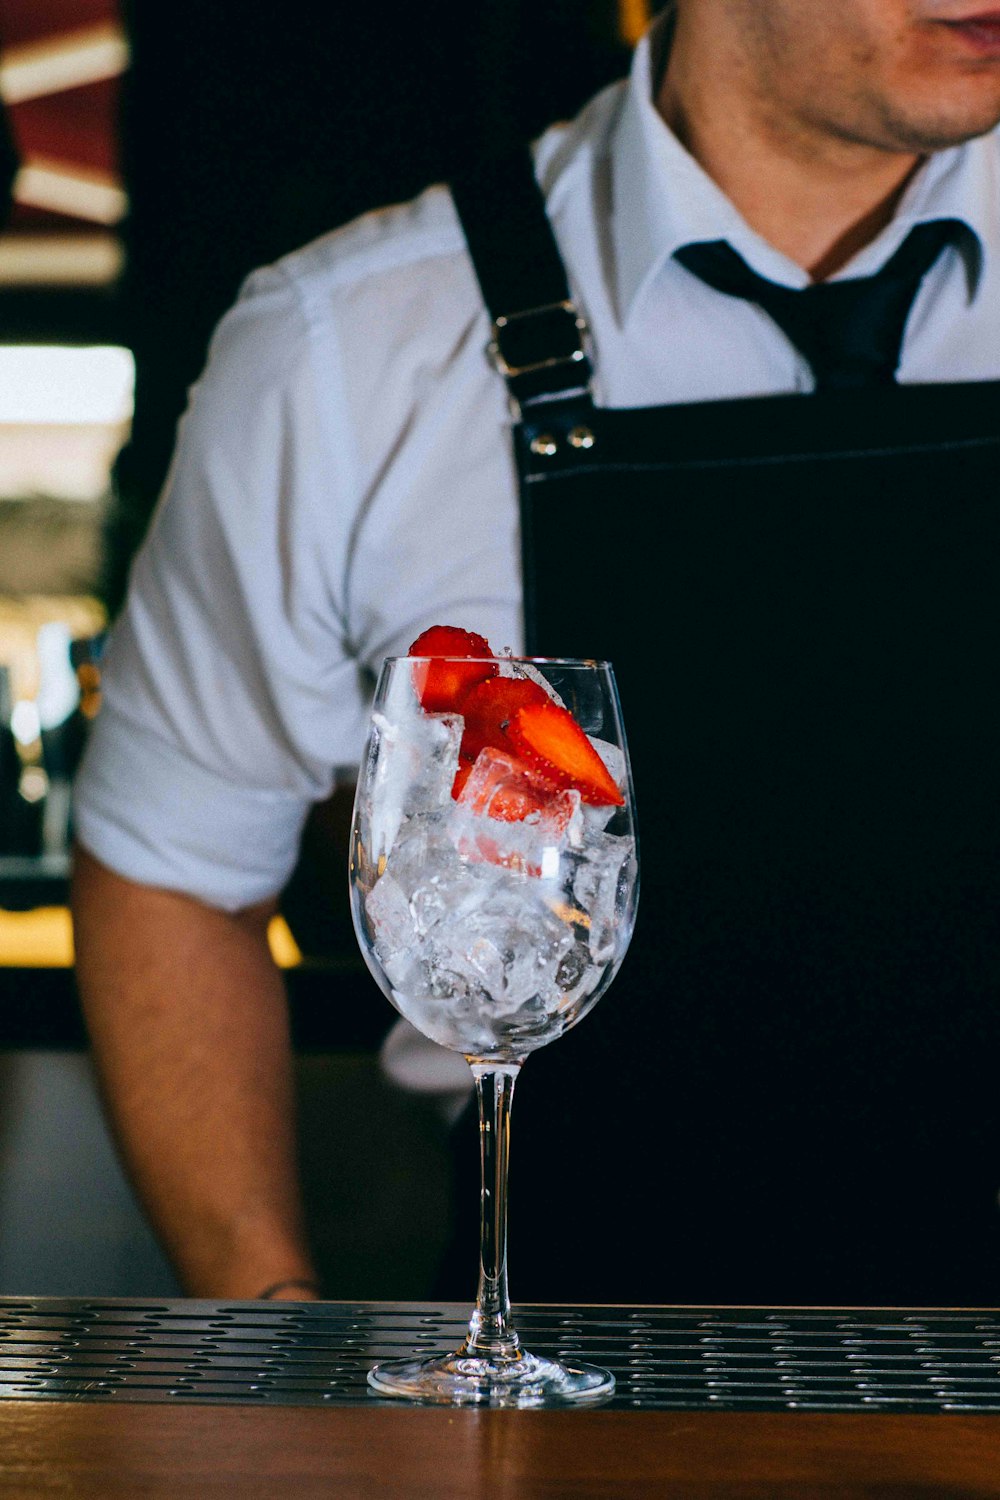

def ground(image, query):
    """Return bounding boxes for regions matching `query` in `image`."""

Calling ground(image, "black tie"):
[675,220,962,391]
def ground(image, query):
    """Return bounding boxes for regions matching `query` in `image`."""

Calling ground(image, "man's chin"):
[879,95,1000,151]
[889,62,1000,148]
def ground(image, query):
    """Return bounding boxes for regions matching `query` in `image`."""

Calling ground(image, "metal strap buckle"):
[487,299,590,380]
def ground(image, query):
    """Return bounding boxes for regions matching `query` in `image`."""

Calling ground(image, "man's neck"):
[655,13,923,280]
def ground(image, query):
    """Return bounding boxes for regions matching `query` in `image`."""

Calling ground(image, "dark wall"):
[105,0,632,611]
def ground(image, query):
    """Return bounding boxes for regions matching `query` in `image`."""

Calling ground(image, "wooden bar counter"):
[5,1401,1000,1498]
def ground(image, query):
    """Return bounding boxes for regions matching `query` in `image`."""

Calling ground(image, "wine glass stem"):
[464,1062,521,1360]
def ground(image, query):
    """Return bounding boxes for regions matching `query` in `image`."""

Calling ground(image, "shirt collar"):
[610,18,998,323]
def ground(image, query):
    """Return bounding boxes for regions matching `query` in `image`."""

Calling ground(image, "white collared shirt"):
[74,25,1000,910]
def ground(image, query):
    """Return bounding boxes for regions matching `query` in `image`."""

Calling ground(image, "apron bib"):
[446,152,1000,1306]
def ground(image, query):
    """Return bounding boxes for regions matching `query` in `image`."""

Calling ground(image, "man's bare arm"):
[71,845,319,1299]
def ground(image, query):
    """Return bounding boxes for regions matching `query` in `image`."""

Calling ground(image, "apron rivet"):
[530,433,559,457]
[568,425,596,450]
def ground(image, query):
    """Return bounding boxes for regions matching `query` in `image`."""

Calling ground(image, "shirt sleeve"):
[73,261,372,911]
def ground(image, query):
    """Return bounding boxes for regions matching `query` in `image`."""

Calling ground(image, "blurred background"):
[0,0,650,1297]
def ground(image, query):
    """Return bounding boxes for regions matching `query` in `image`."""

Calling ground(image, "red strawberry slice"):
[407,625,497,712]
[454,746,569,827]
[454,748,580,873]
[484,779,552,823]
[506,699,625,807]
[454,747,550,820]
[458,675,551,761]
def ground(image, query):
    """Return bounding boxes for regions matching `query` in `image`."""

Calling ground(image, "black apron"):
[445,151,1000,1308]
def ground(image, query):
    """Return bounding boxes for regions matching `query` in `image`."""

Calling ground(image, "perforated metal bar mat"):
[2,1299,1000,1411]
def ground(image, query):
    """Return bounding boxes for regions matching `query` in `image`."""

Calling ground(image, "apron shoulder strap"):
[451,145,596,415]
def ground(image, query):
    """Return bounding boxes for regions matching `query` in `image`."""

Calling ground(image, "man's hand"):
[71,845,320,1300]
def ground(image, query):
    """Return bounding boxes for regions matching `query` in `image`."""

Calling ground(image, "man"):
[73,0,1000,1305]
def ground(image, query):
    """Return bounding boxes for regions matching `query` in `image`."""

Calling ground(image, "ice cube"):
[581,737,628,832]
[380,945,428,1000]
[592,737,626,793]
[363,772,629,1056]
[365,869,414,955]
[408,869,570,1014]
[496,898,576,1009]
[452,748,584,872]
[430,916,507,1000]
[456,746,551,820]
[368,703,463,861]
[573,832,637,963]
[379,876,593,1055]
[554,940,590,992]
[383,812,492,934]
[496,658,566,708]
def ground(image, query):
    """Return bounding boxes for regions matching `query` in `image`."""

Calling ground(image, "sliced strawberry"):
[454,748,581,873]
[408,624,493,657]
[407,625,497,712]
[458,675,550,761]
[506,699,625,807]
[487,781,552,822]
[455,747,556,822]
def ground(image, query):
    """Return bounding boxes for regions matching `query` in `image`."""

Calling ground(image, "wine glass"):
[349,653,638,1405]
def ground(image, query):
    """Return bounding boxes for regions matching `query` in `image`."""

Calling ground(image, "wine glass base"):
[367,1348,615,1407]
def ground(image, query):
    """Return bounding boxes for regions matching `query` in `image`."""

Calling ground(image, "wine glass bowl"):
[350,652,638,1405]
